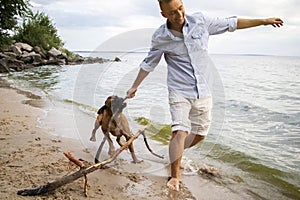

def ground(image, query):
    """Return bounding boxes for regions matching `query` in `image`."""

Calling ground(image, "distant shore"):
[0,42,119,73]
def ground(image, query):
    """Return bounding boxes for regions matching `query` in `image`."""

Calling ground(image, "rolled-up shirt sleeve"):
[140,47,163,72]
[206,16,238,35]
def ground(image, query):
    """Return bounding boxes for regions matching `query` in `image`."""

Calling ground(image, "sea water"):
[1,53,299,199]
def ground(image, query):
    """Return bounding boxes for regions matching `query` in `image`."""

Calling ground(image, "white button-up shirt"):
[140,12,237,98]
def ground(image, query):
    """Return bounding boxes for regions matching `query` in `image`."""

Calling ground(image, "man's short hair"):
[158,0,172,2]
[158,0,172,3]
[158,0,173,6]
[158,0,178,10]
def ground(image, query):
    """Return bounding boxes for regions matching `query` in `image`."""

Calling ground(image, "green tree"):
[0,0,30,48]
[14,11,64,51]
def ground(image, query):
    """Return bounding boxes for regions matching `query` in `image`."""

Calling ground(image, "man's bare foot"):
[167,177,180,191]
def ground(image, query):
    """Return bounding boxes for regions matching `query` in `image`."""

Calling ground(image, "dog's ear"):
[105,96,112,107]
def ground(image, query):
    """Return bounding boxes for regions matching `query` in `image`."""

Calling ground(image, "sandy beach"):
[0,86,251,200]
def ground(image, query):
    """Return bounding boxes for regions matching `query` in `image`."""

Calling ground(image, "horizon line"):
[72,50,298,57]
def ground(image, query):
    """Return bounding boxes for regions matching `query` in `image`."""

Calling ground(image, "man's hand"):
[126,87,137,98]
[264,18,284,27]
[237,17,284,29]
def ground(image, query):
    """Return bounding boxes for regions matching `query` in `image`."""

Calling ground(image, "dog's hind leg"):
[116,136,125,147]
[124,135,142,163]
[104,133,116,156]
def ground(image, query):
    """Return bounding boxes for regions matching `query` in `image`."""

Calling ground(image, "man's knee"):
[192,134,206,144]
[171,130,187,140]
[196,134,206,141]
[172,130,188,136]
[184,134,206,148]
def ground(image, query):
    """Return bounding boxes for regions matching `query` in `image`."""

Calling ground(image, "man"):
[126,0,283,191]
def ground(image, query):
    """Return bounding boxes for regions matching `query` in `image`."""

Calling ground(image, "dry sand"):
[0,87,245,200]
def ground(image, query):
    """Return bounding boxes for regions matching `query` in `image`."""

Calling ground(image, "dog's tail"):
[142,131,164,159]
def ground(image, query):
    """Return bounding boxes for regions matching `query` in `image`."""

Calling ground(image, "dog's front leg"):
[104,132,115,155]
[90,114,102,142]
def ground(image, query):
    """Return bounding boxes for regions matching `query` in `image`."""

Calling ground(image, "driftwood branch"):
[64,152,89,196]
[64,152,85,168]
[17,129,145,196]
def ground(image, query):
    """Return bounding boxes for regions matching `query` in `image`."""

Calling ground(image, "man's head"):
[158,0,185,29]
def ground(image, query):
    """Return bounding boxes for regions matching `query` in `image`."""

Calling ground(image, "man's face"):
[160,0,185,27]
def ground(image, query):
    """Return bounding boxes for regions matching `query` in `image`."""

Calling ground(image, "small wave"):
[63,99,98,117]
[268,95,300,101]
[227,99,300,125]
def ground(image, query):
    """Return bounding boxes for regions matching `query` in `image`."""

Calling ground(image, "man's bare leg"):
[184,133,205,149]
[167,130,187,191]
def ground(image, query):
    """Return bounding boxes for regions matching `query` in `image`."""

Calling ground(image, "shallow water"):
[1,53,299,199]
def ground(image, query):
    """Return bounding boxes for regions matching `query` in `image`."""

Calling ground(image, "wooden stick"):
[64,152,85,168]
[17,129,145,196]
[84,174,88,197]
[63,152,89,196]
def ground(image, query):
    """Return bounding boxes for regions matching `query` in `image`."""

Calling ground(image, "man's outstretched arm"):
[237,17,283,29]
[126,68,149,98]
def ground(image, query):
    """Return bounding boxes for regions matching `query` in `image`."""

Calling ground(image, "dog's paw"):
[133,159,143,164]
[90,136,96,142]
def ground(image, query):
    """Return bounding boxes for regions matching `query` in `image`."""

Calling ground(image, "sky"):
[30,0,300,56]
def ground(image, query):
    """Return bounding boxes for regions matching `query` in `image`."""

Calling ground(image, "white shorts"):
[168,91,212,136]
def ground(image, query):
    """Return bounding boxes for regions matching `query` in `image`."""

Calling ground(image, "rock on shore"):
[0,42,111,73]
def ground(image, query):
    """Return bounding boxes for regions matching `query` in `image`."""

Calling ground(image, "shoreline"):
[0,86,254,199]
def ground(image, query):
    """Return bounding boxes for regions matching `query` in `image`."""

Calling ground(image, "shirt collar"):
[164,17,188,40]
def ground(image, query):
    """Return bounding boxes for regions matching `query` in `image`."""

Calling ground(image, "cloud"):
[32,0,126,28]
[30,0,300,56]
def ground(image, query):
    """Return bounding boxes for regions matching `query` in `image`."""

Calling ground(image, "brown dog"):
[90,96,141,163]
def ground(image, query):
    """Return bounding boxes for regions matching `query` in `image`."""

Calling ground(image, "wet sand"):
[0,87,247,199]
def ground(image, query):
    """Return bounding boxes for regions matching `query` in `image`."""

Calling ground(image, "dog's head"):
[105,96,127,114]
